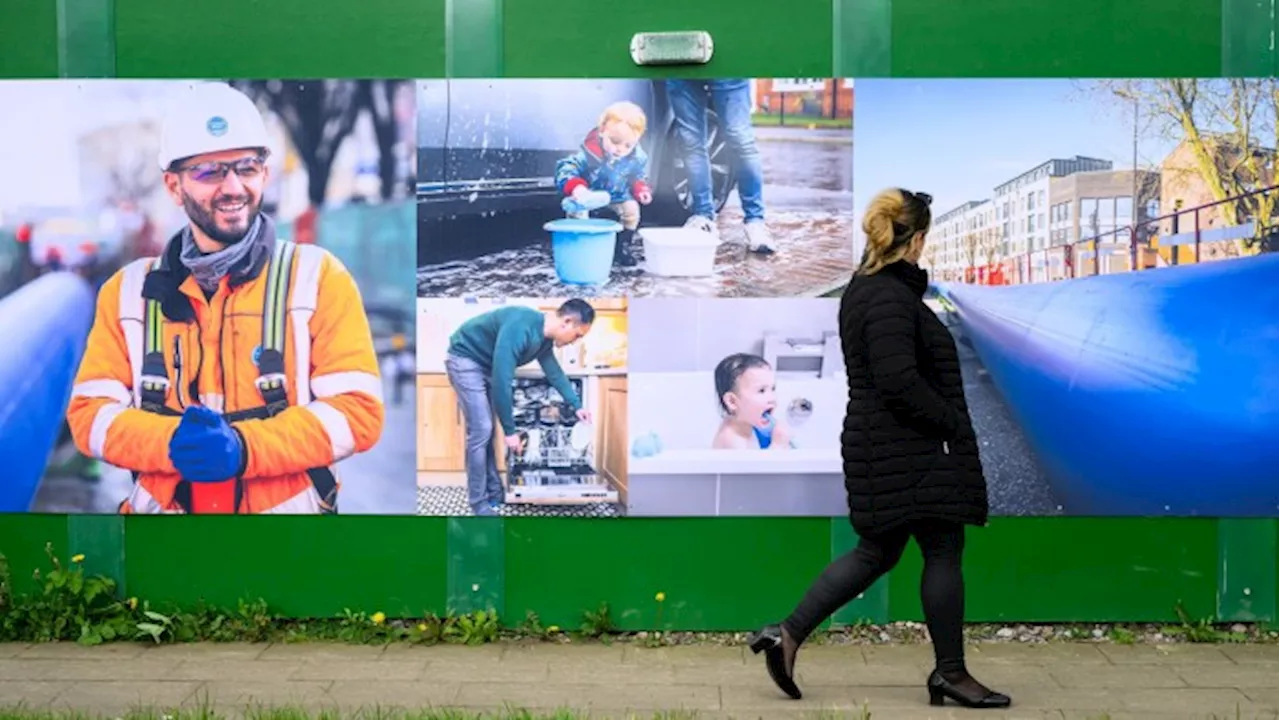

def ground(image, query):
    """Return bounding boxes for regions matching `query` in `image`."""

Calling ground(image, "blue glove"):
[169,405,245,483]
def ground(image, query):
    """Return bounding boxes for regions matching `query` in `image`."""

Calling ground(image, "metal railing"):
[931,186,1278,286]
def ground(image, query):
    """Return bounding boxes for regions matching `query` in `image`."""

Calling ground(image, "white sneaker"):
[684,214,720,241]
[745,220,776,254]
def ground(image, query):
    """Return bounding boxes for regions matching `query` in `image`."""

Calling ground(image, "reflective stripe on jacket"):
[66,236,385,514]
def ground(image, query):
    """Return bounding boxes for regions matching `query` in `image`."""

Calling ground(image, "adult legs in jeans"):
[444,354,502,515]
[665,79,716,221]
[752,521,1008,706]
[707,79,766,224]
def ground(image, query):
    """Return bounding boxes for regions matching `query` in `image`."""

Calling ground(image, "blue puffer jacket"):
[554,127,651,205]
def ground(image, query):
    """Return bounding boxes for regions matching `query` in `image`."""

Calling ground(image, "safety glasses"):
[178,156,266,185]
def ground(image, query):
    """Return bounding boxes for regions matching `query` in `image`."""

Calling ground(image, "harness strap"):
[135,241,332,514]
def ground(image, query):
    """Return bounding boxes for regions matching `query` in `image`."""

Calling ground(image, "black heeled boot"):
[926,668,1012,709]
[614,229,638,267]
[747,624,802,700]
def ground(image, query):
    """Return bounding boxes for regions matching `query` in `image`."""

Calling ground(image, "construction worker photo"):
[64,81,388,514]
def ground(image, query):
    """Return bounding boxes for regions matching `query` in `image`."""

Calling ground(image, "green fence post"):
[833,0,891,78]
[1220,0,1277,77]
[446,517,505,619]
[1217,518,1278,629]
[56,0,115,78]
[67,515,126,594]
[446,0,503,78]
[829,518,889,627]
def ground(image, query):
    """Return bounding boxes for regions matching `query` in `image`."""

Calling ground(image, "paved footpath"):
[0,641,1276,719]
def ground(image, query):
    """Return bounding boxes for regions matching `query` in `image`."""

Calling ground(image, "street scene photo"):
[854,78,1278,517]
[417,78,854,298]
[0,79,419,515]
[415,297,628,517]
[626,297,847,516]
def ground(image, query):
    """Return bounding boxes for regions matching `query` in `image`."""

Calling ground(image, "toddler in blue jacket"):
[554,101,652,268]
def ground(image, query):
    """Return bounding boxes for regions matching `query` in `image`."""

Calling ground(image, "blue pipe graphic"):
[937,254,1279,517]
[0,272,96,512]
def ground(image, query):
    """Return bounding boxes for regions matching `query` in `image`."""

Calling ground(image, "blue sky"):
[852,79,1181,229]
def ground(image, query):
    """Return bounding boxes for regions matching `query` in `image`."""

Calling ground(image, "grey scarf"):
[179,215,268,293]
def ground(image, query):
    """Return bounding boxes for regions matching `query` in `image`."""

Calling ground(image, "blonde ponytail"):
[857,188,933,276]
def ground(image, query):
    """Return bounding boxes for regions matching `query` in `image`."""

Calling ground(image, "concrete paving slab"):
[15,642,148,660]
[0,644,31,659]
[289,659,428,681]
[453,681,722,712]
[142,642,270,661]
[1050,663,1189,689]
[622,645,746,666]
[48,680,202,715]
[166,659,306,682]
[1173,664,1280,689]
[194,680,335,710]
[0,681,71,710]
[325,680,462,709]
[256,642,389,661]
[1220,645,1280,664]
[966,642,1111,664]
[6,657,181,681]
[1097,644,1234,664]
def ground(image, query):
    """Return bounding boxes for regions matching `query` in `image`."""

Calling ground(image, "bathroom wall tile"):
[628,299,700,373]
[693,299,841,372]
[627,474,719,516]
[716,473,846,516]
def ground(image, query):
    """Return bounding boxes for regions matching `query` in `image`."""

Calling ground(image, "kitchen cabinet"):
[416,373,507,473]
[595,375,629,505]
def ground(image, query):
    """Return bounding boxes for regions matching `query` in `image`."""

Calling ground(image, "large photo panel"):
[417,78,854,298]
[415,297,628,517]
[0,79,418,515]
[853,78,1278,517]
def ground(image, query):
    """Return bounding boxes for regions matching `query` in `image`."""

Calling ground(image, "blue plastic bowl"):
[543,218,622,285]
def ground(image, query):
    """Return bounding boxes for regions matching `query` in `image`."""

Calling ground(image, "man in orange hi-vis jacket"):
[65,82,385,514]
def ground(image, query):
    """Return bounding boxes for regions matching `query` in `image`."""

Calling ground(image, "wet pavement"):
[927,298,1062,516]
[417,132,854,299]
[29,375,418,515]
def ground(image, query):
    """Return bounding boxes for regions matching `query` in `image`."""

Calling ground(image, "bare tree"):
[963,230,981,282]
[356,80,411,201]
[230,79,364,208]
[1085,78,1279,252]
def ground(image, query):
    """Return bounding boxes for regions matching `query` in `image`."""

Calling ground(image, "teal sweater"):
[447,306,582,435]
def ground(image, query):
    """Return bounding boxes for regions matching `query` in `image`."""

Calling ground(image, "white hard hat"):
[157,82,272,170]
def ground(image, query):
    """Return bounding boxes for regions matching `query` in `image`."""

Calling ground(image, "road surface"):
[926,297,1062,516]
[417,133,855,299]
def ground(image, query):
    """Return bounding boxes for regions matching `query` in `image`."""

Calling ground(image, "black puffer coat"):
[837,260,989,537]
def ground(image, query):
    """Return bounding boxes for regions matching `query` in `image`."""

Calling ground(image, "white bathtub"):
[626,371,847,516]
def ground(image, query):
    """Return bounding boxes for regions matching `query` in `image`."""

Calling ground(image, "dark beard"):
[181,190,261,247]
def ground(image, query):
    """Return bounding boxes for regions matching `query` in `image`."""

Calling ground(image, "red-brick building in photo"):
[752,79,854,120]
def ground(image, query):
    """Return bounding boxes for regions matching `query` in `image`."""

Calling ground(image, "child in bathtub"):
[712,353,794,450]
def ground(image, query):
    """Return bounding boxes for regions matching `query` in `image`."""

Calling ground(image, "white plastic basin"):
[639,227,719,277]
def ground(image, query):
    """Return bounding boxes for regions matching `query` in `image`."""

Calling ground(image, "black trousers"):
[782,519,967,673]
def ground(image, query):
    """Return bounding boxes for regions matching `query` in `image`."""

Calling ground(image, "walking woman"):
[747,188,1011,710]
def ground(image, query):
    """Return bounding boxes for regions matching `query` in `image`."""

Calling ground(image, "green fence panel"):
[501,0,834,78]
[503,517,830,631]
[0,0,60,78]
[889,0,1225,77]
[829,518,889,626]
[888,518,1221,623]
[56,0,115,78]
[1220,0,1279,76]
[446,0,503,78]
[833,0,891,78]
[1217,518,1279,625]
[123,516,448,617]
[66,515,125,593]
[113,0,446,78]
[447,517,505,617]
[0,514,70,595]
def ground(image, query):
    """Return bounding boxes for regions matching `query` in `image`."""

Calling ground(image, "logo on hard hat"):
[206,116,229,137]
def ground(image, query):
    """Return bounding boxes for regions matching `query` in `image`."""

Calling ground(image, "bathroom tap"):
[762,332,844,378]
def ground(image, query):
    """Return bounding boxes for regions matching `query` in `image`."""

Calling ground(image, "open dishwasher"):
[504,375,619,505]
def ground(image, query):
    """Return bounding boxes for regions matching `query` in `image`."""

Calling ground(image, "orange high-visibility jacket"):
[66,224,385,514]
